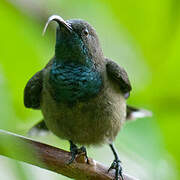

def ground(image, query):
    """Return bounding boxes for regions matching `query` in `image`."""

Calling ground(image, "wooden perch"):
[0,130,138,180]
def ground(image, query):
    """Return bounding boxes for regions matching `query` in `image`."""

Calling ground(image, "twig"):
[0,130,138,180]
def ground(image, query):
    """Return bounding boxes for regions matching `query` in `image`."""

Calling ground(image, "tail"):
[28,120,50,136]
[126,105,152,121]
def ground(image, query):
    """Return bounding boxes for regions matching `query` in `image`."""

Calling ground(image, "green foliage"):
[104,0,180,173]
[0,0,179,179]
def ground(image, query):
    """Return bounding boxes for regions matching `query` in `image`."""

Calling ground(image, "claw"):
[108,159,123,180]
[79,146,89,164]
[108,144,124,180]
[68,141,89,164]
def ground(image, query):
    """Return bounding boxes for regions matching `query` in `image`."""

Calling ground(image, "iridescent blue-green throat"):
[49,60,102,103]
[49,30,102,103]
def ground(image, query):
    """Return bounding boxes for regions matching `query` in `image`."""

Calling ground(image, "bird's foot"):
[79,146,89,164]
[68,141,89,164]
[108,159,124,180]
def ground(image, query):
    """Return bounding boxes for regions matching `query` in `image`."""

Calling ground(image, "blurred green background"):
[0,0,180,179]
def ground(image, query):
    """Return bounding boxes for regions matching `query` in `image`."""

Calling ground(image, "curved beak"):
[43,15,72,36]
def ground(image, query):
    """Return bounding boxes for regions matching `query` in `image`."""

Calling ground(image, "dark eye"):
[83,29,89,36]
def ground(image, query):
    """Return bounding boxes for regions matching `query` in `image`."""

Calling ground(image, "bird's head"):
[43,15,103,66]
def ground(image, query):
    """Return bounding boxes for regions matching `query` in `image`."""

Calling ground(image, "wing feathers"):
[106,58,132,98]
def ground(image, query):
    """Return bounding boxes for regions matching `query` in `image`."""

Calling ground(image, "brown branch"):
[0,130,138,180]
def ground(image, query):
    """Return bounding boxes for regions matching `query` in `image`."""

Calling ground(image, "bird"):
[24,15,151,180]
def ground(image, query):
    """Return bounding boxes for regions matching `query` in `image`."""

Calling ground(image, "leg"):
[108,143,124,180]
[68,140,78,164]
[68,140,89,164]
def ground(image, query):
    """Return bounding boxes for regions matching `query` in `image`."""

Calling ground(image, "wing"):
[106,58,132,98]
[24,70,43,109]
[24,58,55,109]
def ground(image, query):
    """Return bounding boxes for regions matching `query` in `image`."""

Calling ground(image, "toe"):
[108,159,124,180]
[79,146,89,164]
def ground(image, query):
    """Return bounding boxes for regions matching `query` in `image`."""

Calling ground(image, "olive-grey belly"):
[41,86,126,146]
